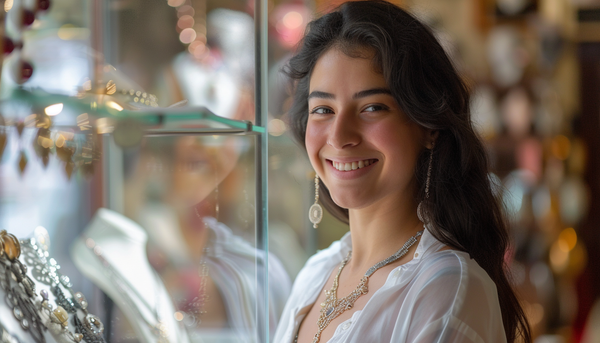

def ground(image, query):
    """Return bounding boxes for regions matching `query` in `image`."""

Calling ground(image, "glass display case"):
[0,0,288,342]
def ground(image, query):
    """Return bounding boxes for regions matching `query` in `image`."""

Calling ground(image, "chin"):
[330,192,369,210]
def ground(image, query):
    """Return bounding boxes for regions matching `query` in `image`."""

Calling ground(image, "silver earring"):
[309,173,323,229]
[417,142,434,224]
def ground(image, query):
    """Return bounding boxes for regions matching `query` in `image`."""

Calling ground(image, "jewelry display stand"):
[70,208,188,343]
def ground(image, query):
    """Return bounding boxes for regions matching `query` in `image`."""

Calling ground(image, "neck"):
[346,196,423,273]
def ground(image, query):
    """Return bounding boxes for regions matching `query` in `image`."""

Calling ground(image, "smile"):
[331,159,378,171]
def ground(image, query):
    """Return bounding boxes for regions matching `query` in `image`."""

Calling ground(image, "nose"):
[327,111,361,149]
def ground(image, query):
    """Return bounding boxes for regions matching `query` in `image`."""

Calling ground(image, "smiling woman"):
[274,1,532,343]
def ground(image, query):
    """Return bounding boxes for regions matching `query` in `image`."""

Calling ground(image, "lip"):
[326,159,378,180]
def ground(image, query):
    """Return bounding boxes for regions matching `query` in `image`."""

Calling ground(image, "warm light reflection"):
[4,0,13,12]
[550,240,569,272]
[192,44,208,59]
[106,101,123,112]
[96,118,115,134]
[177,5,194,17]
[45,103,64,116]
[269,119,287,136]
[283,11,303,29]
[177,15,194,30]
[559,227,577,251]
[167,0,185,7]
[527,302,544,325]
[38,136,54,149]
[57,25,90,40]
[179,28,197,44]
[174,311,184,321]
[551,134,571,160]
[55,134,66,148]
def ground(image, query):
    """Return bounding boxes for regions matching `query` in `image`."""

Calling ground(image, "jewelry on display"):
[78,79,159,108]
[0,321,22,343]
[308,174,323,229]
[20,234,106,343]
[417,141,435,224]
[185,209,213,327]
[82,236,170,343]
[311,230,423,343]
[0,231,46,343]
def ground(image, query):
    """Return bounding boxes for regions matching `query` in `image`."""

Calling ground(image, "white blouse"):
[273,227,507,343]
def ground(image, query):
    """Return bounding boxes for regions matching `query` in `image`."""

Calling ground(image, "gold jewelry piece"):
[1,230,21,261]
[309,174,323,229]
[312,230,423,343]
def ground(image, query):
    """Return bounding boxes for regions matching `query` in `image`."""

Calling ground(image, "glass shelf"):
[4,88,266,135]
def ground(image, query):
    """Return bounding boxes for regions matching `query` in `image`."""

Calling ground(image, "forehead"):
[309,48,387,93]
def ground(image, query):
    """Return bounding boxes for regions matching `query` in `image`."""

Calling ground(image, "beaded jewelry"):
[20,236,106,343]
[0,231,45,343]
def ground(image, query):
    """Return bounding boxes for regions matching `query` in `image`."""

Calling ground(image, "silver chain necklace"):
[296,230,423,343]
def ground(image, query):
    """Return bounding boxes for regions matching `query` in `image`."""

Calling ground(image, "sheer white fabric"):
[273,227,507,343]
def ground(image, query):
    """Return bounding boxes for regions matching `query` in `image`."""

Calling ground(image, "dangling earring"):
[417,141,434,224]
[309,173,323,229]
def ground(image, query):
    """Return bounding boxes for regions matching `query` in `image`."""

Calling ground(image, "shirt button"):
[414,252,419,258]
[342,322,351,330]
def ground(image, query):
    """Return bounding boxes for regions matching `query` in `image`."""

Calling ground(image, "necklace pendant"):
[325,307,333,316]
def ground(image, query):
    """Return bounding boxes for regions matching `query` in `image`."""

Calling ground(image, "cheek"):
[305,121,327,169]
[369,121,423,166]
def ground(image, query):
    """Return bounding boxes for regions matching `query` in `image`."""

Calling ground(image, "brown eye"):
[310,107,334,115]
[363,104,388,112]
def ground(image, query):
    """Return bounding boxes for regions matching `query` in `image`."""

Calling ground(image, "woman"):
[274,1,531,343]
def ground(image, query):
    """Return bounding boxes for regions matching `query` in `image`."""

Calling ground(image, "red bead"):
[3,37,14,54]
[38,0,50,11]
[20,60,34,83]
[22,10,35,26]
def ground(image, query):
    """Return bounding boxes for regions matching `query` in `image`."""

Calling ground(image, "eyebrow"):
[308,88,392,100]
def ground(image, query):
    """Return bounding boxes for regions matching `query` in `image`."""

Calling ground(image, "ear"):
[425,130,439,149]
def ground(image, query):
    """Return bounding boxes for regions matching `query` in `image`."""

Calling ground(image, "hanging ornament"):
[0,115,6,161]
[37,0,51,12]
[20,59,34,82]
[56,137,76,180]
[65,160,75,179]
[13,59,34,84]
[18,150,27,175]
[22,9,35,26]
[3,37,14,54]
[16,121,24,136]
[34,127,52,167]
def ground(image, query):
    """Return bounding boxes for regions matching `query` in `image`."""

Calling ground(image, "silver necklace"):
[296,230,423,343]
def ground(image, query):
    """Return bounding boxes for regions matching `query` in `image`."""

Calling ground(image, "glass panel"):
[0,0,284,342]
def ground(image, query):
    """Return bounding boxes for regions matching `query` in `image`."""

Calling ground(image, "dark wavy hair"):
[283,1,531,342]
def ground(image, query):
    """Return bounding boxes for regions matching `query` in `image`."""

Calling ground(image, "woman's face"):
[306,48,427,211]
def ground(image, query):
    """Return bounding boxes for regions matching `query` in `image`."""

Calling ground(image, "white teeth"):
[333,159,375,171]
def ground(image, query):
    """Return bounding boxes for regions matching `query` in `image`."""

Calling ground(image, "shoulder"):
[409,250,499,307]
[399,250,505,341]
